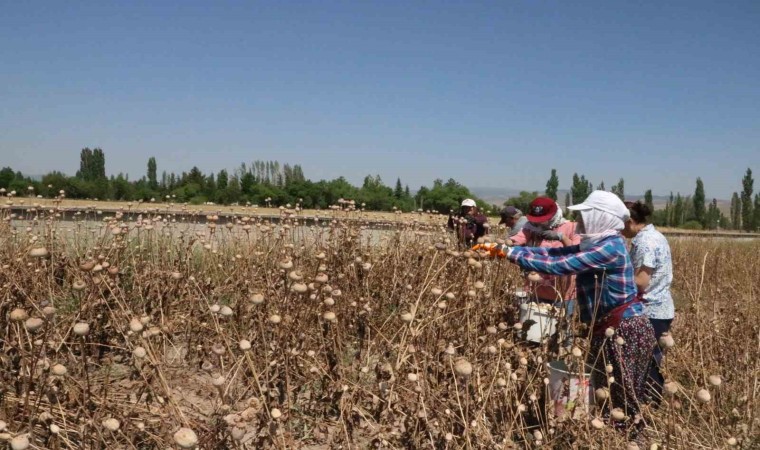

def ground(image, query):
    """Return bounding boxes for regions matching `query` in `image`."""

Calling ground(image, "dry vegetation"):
[0,204,758,449]
[11,198,444,225]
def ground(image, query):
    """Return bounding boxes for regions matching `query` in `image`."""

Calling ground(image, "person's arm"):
[540,223,580,247]
[631,240,656,293]
[471,213,487,225]
[508,242,620,276]
[509,228,528,246]
[635,266,653,292]
[546,244,581,256]
[505,244,578,257]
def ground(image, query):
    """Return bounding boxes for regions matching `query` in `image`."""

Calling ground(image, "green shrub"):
[681,220,704,230]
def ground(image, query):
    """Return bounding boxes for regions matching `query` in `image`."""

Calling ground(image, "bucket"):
[546,360,593,418]
[518,302,558,343]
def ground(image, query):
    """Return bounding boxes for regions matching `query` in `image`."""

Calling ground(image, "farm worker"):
[498,206,528,238]
[447,199,488,248]
[509,197,580,315]
[503,191,655,439]
[623,200,674,406]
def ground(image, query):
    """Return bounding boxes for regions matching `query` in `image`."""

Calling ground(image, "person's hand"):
[539,230,563,241]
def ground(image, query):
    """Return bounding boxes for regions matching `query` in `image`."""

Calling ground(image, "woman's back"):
[630,224,674,320]
[572,235,642,324]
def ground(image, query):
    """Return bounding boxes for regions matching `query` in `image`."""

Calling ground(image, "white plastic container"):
[518,302,557,343]
[546,360,593,418]
[513,290,528,306]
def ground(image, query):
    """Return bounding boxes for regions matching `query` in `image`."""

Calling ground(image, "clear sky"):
[1,1,758,199]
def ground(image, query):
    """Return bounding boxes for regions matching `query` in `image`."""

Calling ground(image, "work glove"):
[471,243,512,259]
[539,230,563,241]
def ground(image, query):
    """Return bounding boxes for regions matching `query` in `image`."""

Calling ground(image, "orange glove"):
[471,243,507,258]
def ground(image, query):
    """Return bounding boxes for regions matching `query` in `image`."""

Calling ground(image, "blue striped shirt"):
[507,235,644,324]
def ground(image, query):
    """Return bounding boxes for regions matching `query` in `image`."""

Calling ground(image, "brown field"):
[0,206,758,449]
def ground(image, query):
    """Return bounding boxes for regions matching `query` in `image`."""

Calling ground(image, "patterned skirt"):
[588,315,655,429]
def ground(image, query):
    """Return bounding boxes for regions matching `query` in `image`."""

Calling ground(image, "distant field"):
[7,198,757,238]
[9,198,445,224]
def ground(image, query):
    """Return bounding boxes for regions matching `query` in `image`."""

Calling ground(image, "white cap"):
[568,190,630,221]
[461,198,476,207]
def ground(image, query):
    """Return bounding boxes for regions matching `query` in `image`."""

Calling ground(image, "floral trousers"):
[588,315,655,429]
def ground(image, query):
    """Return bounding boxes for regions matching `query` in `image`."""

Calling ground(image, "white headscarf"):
[547,203,567,228]
[569,191,629,251]
[578,209,624,250]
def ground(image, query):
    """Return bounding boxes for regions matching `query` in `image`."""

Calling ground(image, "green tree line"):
[503,169,759,231]
[0,148,487,215]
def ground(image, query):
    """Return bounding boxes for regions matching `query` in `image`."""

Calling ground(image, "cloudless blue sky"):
[1,1,758,199]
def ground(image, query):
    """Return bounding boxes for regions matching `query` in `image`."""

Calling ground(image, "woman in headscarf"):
[503,191,655,439]
[509,197,580,314]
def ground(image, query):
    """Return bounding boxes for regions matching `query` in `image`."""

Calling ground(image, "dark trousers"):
[647,318,673,404]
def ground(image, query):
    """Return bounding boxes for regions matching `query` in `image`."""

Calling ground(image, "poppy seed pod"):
[51,364,67,376]
[659,333,675,348]
[29,247,49,258]
[102,418,120,431]
[25,317,44,332]
[73,322,90,336]
[663,381,679,395]
[10,308,28,322]
[454,358,473,377]
[10,434,30,450]
[173,428,198,448]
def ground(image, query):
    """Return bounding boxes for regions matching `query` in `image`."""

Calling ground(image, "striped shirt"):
[507,235,644,324]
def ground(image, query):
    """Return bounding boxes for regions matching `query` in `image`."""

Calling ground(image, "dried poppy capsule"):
[454,358,473,377]
[102,418,120,431]
[10,309,28,322]
[73,322,90,336]
[173,428,198,448]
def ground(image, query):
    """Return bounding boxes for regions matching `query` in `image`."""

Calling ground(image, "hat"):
[461,198,477,207]
[526,197,557,223]
[569,190,630,221]
[498,206,521,224]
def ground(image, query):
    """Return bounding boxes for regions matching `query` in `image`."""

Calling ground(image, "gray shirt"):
[508,216,529,238]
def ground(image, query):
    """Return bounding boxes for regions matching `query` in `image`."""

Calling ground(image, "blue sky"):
[1,1,758,199]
